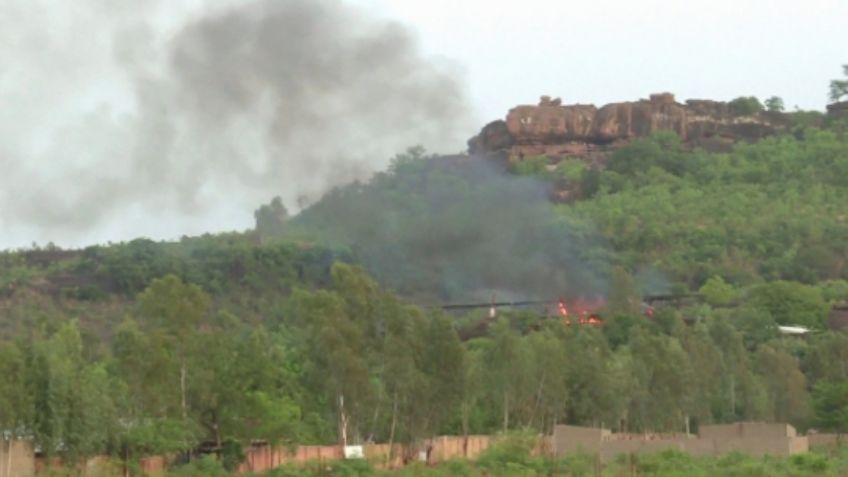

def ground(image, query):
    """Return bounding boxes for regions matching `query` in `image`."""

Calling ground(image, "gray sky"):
[1,0,846,249]
[359,0,847,118]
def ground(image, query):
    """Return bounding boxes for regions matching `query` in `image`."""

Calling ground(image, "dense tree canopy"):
[830,64,848,102]
[1,117,848,473]
[570,128,848,288]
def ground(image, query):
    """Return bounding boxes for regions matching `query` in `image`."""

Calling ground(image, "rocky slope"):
[468,93,794,163]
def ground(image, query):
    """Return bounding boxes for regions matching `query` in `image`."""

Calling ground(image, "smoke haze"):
[0,0,472,248]
[288,153,608,303]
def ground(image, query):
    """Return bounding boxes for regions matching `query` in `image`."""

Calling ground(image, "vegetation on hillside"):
[274,147,606,303]
[830,64,848,102]
[572,127,848,288]
[1,111,848,474]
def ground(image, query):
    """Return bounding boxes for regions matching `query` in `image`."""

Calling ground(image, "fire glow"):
[558,298,604,326]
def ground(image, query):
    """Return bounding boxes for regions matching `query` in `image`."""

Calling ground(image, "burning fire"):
[558,298,604,326]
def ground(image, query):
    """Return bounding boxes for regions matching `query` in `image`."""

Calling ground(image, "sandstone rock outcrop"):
[469,93,793,161]
[828,101,848,119]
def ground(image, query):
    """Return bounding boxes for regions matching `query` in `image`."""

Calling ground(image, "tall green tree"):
[830,65,848,102]
[254,196,289,243]
[419,312,466,435]
[0,341,30,475]
[523,331,568,432]
[27,322,119,464]
[382,306,427,450]
[190,318,304,448]
[137,274,210,421]
[563,329,624,428]
[458,348,485,438]
[608,266,641,315]
[292,289,373,445]
[726,306,779,349]
[754,345,810,425]
[112,317,198,457]
[624,331,693,432]
[708,318,768,421]
[484,319,529,432]
[330,263,385,355]
[812,381,848,433]
[804,333,848,385]
[113,317,174,420]
[681,325,724,429]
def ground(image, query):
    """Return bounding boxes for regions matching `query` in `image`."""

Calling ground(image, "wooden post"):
[594,452,601,477]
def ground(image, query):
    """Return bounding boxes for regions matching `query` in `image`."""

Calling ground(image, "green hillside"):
[2,118,848,471]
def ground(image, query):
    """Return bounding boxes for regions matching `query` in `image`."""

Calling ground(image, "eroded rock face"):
[828,101,848,119]
[504,102,598,144]
[469,93,792,160]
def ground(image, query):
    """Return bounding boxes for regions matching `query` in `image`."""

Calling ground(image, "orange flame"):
[558,298,604,327]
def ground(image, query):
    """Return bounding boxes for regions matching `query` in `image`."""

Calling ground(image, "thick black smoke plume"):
[284,152,608,303]
[0,0,471,248]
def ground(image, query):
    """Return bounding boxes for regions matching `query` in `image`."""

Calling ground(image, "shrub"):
[509,156,552,177]
[789,453,829,475]
[476,432,544,476]
[729,96,764,116]
[170,456,231,477]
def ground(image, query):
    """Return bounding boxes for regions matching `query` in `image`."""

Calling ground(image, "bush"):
[749,281,828,328]
[324,459,375,477]
[263,465,314,477]
[635,450,707,477]
[789,453,829,474]
[764,96,785,112]
[170,456,231,477]
[221,438,246,471]
[555,159,588,181]
[729,96,764,116]
[509,155,552,177]
[476,432,544,476]
[430,459,478,477]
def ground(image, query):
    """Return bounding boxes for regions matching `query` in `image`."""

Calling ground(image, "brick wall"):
[238,444,343,474]
[0,441,34,477]
[11,423,815,475]
[808,433,842,449]
[139,455,168,476]
[237,435,497,473]
[552,425,607,456]
[553,422,808,462]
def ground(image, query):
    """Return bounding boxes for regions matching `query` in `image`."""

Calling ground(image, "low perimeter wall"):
[554,422,809,462]
[4,424,824,475]
[0,441,34,477]
[239,435,495,473]
[239,445,344,474]
[808,433,846,449]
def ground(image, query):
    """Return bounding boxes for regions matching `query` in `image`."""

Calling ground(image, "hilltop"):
[468,93,836,163]
[3,89,848,472]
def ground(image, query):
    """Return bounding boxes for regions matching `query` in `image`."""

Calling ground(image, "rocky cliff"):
[828,101,848,118]
[468,93,793,162]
